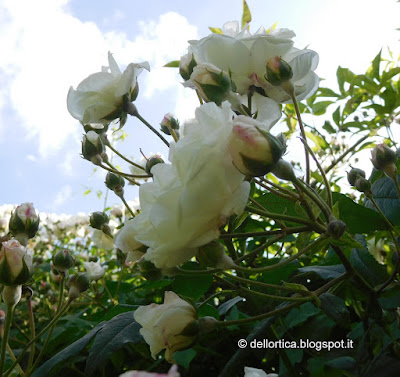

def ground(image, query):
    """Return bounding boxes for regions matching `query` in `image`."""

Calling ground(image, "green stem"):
[255,178,300,200]
[234,235,284,263]
[26,297,36,373]
[198,290,236,309]
[104,141,145,171]
[239,286,313,302]
[233,235,328,273]
[245,205,326,233]
[114,263,125,300]
[0,303,16,376]
[4,300,73,377]
[119,194,135,218]
[134,113,170,147]
[220,226,310,239]
[100,163,151,179]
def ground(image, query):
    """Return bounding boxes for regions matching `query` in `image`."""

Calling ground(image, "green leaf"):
[332,106,341,126]
[85,311,142,375]
[31,323,105,377]
[241,0,251,29]
[298,265,345,280]
[332,192,388,233]
[305,131,329,151]
[164,60,180,68]
[174,349,197,369]
[319,293,350,326]
[370,49,382,80]
[218,296,245,316]
[381,66,400,83]
[261,260,300,285]
[209,27,223,34]
[173,263,213,301]
[329,232,364,249]
[325,356,356,370]
[318,87,340,97]
[311,101,334,115]
[284,302,320,329]
[322,120,336,134]
[350,246,389,287]
[365,174,400,225]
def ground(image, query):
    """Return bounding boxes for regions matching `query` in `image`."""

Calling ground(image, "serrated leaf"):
[241,0,252,29]
[85,312,142,375]
[31,323,105,377]
[332,192,387,233]
[209,27,223,34]
[319,293,350,326]
[164,60,180,68]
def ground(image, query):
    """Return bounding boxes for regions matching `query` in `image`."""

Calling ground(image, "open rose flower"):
[244,367,278,377]
[134,291,198,363]
[0,240,33,286]
[83,261,106,281]
[119,365,180,377]
[185,21,318,103]
[67,52,150,125]
[128,102,253,269]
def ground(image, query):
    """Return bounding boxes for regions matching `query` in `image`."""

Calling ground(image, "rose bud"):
[89,211,109,230]
[179,52,197,81]
[347,167,366,186]
[371,144,398,179]
[105,172,125,197]
[271,159,297,181]
[160,113,180,135]
[134,291,198,363]
[83,261,105,281]
[265,56,293,86]
[354,175,371,193]
[228,120,285,177]
[145,155,164,175]
[82,131,105,165]
[53,249,75,273]
[9,203,39,241]
[190,63,232,105]
[326,220,347,240]
[197,240,235,269]
[0,240,33,286]
[68,273,90,300]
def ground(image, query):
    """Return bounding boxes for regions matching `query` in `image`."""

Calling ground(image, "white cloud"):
[53,184,72,208]
[0,0,198,158]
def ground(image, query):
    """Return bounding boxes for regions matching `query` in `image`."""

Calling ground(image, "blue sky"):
[1,0,399,215]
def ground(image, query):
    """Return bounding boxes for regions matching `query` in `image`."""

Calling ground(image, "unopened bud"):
[271,159,296,181]
[228,120,285,177]
[68,273,90,300]
[198,316,219,334]
[354,176,371,193]
[347,167,366,186]
[89,211,109,230]
[197,240,235,269]
[160,113,180,135]
[2,285,22,306]
[190,63,232,105]
[9,203,39,240]
[82,131,105,164]
[326,220,347,240]
[145,155,164,175]
[265,56,293,86]
[105,172,125,196]
[53,249,75,272]
[371,144,398,179]
[179,52,197,81]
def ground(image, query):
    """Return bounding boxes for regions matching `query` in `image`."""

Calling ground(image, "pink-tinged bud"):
[0,240,33,286]
[190,63,232,105]
[145,155,164,175]
[265,56,293,86]
[9,203,39,240]
[347,167,366,186]
[179,52,197,81]
[354,176,371,193]
[371,144,398,179]
[160,113,180,135]
[228,121,285,177]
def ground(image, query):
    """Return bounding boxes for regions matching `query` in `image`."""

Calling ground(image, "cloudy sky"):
[1,0,399,215]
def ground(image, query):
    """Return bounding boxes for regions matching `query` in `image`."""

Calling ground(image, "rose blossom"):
[244,367,278,377]
[83,261,105,281]
[119,365,180,377]
[134,291,197,362]
[185,21,318,103]
[67,52,149,125]
[128,102,253,269]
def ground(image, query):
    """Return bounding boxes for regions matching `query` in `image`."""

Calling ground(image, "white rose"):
[130,102,252,269]
[244,367,278,377]
[187,21,318,103]
[134,291,197,363]
[67,52,150,125]
[114,219,145,263]
[0,240,33,286]
[83,261,105,281]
